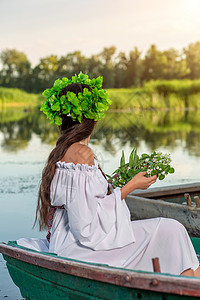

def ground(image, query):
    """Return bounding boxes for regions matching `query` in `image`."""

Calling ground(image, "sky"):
[1,0,200,66]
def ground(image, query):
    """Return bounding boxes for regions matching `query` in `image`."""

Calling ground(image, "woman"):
[17,73,200,277]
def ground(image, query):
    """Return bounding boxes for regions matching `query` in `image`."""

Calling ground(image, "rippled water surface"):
[0,107,200,298]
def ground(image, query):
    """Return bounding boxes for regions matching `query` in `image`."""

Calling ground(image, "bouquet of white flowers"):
[107,147,175,188]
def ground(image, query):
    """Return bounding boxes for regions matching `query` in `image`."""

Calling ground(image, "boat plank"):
[126,183,200,237]
[1,243,200,297]
[131,183,200,198]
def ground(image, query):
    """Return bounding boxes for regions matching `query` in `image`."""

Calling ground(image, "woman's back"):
[61,142,95,167]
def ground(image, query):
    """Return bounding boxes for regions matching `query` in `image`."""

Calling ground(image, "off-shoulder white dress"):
[17,159,199,275]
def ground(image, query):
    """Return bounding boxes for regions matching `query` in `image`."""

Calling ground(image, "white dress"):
[17,159,199,275]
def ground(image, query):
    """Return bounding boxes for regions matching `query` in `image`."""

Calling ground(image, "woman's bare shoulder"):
[62,143,95,166]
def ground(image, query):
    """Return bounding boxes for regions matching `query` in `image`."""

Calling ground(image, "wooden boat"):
[1,240,200,300]
[125,182,200,237]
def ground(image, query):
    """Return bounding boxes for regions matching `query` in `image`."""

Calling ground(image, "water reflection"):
[1,108,200,156]
[1,106,200,299]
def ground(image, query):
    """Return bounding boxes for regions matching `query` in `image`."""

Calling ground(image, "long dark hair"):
[35,83,111,231]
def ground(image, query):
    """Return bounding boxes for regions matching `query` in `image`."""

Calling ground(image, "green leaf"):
[98,89,106,98]
[49,94,57,104]
[77,115,82,123]
[128,169,136,177]
[81,100,90,111]
[159,174,165,180]
[169,167,175,173]
[95,76,103,88]
[70,112,77,121]
[148,164,153,170]
[71,74,78,83]
[40,101,49,113]
[120,150,125,169]
[112,168,120,175]
[60,95,66,103]
[106,174,113,180]
[72,107,81,115]
[134,154,139,167]
[96,112,105,120]
[151,170,158,176]
[129,148,135,168]
[43,89,52,99]
[54,115,62,126]
[62,77,71,85]
[107,98,112,105]
[83,88,92,98]
[67,92,79,106]
[96,102,106,111]
[141,153,149,158]
[62,107,71,114]
[51,102,60,111]
[164,165,170,172]
[53,79,64,91]
[84,111,96,119]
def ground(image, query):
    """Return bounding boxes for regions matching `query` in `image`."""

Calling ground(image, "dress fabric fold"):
[17,159,199,275]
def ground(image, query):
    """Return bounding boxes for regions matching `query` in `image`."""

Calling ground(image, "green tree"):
[163,48,189,79]
[114,52,128,88]
[142,45,167,81]
[31,55,58,92]
[57,51,88,78]
[57,55,70,78]
[87,55,103,79]
[184,42,200,79]
[100,46,116,88]
[125,47,143,87]
[0,49,31,90]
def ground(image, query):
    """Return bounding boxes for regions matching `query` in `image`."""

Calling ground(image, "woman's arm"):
[120,172,157,200]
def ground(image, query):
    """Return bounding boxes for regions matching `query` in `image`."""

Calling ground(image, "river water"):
[0,107,200,299]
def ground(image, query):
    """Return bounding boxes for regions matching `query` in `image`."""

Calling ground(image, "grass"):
[0,87,42,108]
[1,79,200,110]
[108,79,200,110]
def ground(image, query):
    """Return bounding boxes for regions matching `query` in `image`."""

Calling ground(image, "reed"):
[108,79,200,110]
[1,79,200,110]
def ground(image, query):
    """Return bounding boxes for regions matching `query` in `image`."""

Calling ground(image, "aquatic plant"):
[107,148,175,188]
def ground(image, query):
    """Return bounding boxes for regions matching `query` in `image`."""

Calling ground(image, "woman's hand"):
[130,172,157,190]
[120,172,157,200]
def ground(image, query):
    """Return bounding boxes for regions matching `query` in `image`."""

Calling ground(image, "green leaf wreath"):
[107,147,175,188]
[40,72,112,126]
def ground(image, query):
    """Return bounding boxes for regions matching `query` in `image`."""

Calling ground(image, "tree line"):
[0,41,200,93]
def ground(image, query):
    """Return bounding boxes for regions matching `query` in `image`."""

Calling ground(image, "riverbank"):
[108,79,200,110]
[0,87,42,108]
[1,79,200,109]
